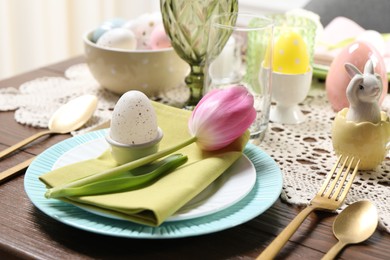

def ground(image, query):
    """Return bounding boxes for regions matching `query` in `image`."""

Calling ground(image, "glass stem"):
[185,65,204,108]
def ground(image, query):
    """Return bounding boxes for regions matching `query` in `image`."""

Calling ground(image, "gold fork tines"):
[316,155,360,206]
[257,155,360,260]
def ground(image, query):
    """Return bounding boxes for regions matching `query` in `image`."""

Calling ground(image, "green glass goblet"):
[160,0,238,108]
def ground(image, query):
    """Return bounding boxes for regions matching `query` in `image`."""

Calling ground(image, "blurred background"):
[0,0,310,80]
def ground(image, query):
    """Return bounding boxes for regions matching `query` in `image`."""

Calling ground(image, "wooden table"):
[0,57,389,260]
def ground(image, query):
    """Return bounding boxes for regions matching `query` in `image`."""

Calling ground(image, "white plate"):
[52,136,256,221]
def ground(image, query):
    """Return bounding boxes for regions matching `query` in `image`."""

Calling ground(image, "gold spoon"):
[0,94,98,159]
[322,200,378,260]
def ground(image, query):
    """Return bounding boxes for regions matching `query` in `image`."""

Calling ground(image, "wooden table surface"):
[0,57,389,260]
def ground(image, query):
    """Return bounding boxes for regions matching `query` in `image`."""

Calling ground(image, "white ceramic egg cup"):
[270,68,312,124]
[105,127,163,165]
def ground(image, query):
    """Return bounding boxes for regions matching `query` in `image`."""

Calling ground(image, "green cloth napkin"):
[39,102,249,226]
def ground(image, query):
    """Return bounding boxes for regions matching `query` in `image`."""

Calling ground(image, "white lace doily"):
[0,64,189,135]
[0,63,389,233]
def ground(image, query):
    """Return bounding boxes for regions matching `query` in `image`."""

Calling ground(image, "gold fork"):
[257,155,360,260]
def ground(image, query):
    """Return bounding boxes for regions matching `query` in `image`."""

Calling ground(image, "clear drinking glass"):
[204,13,274,144]
[160,0,238,109]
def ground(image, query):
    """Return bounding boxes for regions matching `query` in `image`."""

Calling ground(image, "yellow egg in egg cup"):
[267,28,312,124]
[265,14,317,124]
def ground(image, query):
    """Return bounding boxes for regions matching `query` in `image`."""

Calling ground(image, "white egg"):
[110,91,158,145]
[122,12,162,50]
[96,28,137,50]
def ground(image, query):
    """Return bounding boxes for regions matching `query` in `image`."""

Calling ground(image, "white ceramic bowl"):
[83,30,189,96]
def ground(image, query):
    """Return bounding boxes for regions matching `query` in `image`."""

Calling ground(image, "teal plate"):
[24,130,283,239]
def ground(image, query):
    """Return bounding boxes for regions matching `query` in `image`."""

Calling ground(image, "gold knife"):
[0,120,110,183]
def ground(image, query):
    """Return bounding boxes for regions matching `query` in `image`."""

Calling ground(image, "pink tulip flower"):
[189,86,256,150]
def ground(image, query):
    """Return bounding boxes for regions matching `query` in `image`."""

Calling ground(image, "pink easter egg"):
[150,24,171,49]
[326,41,388,111]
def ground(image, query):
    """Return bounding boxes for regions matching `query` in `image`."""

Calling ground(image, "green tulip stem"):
[44,154,188,198]
[45,136,197,199]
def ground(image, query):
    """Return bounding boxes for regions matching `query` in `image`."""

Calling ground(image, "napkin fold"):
[39,102,249,226]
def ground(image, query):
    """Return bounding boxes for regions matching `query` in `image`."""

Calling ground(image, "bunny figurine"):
[331,59,390,170]
[344,59,382,124]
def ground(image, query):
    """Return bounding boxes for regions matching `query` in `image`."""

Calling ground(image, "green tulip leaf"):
[45,154,188,198]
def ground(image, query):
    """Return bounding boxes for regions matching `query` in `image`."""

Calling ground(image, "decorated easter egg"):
[92,17,126,43]
[122,13,162,50]
[150,24,171,49]
[110,91,158,145]
[273,31,310,74]
[96,28,137,50]
[326,41,388,111]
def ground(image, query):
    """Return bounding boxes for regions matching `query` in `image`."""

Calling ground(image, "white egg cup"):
[270,68,313,124]
[105,127,163,165]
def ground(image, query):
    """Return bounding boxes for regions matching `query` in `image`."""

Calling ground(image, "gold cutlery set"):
[258,155,378,259]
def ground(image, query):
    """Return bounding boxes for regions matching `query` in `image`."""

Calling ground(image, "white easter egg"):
[96,28,137,50]
[110,91,158,145]
[122,12,162,50]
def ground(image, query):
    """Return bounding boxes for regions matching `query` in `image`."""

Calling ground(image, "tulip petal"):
[189,86,256,151]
